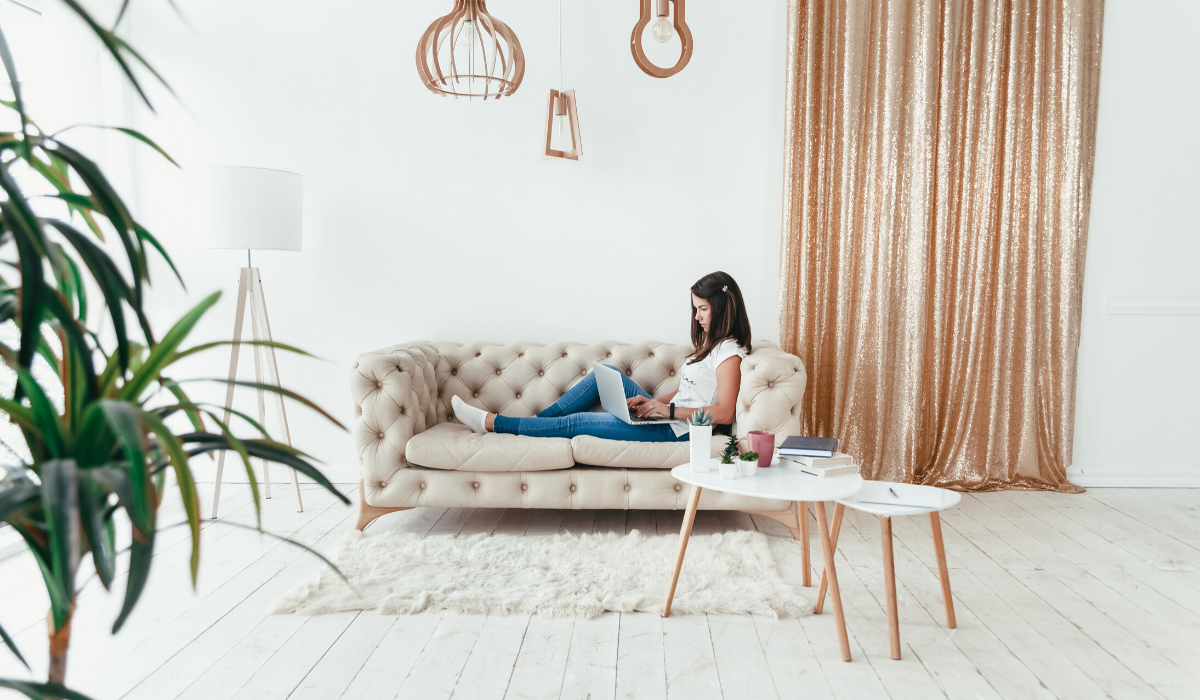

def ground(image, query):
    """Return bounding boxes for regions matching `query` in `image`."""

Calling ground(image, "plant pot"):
[690,424,713,472]
[739,460,758,477]
[718,462,739,480]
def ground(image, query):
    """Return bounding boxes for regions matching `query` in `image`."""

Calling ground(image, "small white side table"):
[820,481,961,660]
[664,463,863,661]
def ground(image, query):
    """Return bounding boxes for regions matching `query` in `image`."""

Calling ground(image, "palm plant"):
[0,3,349,698]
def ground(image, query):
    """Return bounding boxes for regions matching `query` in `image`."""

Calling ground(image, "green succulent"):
[720,435,740,464]
[738,451,759,462]
[688,409,713,426]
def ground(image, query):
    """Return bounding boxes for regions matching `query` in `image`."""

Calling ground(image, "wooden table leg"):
[662,485,703,617]
[930,511,956,628]
[799,501,811,587]
[881,515,901,659]
[815,501,852,661]
[814,502,845,614]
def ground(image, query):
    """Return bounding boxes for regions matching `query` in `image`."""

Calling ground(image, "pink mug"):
[741,430,776,468]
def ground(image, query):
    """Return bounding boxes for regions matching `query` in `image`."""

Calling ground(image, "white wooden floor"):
[1,483,1198,700]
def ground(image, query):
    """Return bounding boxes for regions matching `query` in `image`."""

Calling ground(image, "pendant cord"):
[558,0,562,91]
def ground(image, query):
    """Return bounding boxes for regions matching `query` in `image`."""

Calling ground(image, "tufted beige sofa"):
[350,340,808,532]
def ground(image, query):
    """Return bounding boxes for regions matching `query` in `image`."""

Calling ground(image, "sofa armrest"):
[351,342,440,491]
[736,345,807,442]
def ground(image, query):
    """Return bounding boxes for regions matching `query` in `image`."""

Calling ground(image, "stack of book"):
[779,436,858,477]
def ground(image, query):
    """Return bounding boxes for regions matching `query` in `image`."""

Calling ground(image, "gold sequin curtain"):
[778,0,1103,491]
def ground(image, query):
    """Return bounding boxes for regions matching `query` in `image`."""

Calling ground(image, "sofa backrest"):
[428,341,694,426]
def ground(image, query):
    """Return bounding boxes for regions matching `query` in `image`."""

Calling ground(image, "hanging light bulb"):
[651,15,673,43]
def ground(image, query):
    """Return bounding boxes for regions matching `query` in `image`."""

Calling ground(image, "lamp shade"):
[207,166,302,251]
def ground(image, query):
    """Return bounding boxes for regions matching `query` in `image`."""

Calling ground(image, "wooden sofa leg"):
[744,501,811,585]
[355,479,412,531]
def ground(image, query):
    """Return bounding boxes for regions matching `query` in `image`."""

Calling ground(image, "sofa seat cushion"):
[405,422,573,472]
[365,467,792,511]
[569,434,728,470]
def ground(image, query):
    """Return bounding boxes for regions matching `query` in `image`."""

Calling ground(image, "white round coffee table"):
[663,462,863,661]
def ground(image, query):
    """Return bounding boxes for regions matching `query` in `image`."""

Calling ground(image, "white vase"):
[718,462,739,480]
[689,424,713,472]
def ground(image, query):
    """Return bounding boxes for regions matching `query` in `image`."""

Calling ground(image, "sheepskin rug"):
[272,529,809,619]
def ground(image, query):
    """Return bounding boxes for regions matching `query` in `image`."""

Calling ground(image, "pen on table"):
[888,487,899,499]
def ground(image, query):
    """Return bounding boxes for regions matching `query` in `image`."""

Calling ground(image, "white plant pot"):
[689,425,713,472]
[739,461,758,477]
[718,462,739,480]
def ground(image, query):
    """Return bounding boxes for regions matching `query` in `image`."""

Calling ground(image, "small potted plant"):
[738,449,760,477]
[688,409,714,472]
[719,435,741,479]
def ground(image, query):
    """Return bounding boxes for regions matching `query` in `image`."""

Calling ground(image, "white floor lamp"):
[206,166,304,518]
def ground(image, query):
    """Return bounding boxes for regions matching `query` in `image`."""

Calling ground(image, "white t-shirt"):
[670,339,747,437]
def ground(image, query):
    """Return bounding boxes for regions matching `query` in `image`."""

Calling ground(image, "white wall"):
[1070,0,1200,486]
[113,0,789,482]
[32,0,1195,488]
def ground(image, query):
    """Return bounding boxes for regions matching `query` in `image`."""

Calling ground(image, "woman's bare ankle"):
[485,413,495,432]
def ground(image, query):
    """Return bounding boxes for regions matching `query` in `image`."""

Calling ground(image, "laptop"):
[593,362,684,426]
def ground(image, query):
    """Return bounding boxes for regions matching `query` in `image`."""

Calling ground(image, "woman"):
[452,271,752,442]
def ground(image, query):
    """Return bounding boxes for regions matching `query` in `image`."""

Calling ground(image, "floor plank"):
[2,489,1193,700]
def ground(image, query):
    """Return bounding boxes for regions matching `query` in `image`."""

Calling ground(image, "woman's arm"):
[632,356,742,423]
[628,389,678,409]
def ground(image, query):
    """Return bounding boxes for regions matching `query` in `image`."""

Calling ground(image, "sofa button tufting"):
[420,483,426,489]
[521,484,528,491]
[473,482,480,488]
[515,393,521,399]
[496,369,502,375]
[674,485,681,491]
[538,371,544,376]
[569,485,577,492]
[377,432,384,438]
[376,381,381,388]
[473,392,479,397]
[451,369,457,375]
[648,353,654,358]
[562,352,568,358]
[624,484,631,492]
[669,371,675,376]
[768,382,775,388]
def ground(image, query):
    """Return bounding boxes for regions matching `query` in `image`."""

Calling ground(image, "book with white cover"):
[784,452,854,468]
[796,463,859,478]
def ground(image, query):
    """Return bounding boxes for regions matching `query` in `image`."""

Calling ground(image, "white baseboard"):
[1068,465,1200,488]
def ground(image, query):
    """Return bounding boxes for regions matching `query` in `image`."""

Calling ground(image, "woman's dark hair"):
[689,271,752,364]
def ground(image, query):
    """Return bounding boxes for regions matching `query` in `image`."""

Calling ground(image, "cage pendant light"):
[543,0,582,160]
[416,0,525,99]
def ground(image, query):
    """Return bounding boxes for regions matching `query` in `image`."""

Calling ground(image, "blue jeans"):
[493,366,686,443]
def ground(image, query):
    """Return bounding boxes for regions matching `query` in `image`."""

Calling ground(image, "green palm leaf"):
[0,679,95,700]
[120,292,220,402]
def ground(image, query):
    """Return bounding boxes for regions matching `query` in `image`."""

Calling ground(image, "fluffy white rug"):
[273,529,809,619]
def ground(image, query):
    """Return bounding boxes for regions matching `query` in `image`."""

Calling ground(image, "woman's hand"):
[626,396,649,409]
[635,399,671,419]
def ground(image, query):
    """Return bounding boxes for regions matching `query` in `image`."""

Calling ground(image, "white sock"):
[453,395,489,434]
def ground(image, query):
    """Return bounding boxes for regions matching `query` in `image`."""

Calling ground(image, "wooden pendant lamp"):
[631,0,692,78]
[543,0,582,160]
[416,0,524,99]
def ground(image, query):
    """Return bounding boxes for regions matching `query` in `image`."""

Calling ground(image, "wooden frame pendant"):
[631,0,693,78]
[542,89,582,160]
